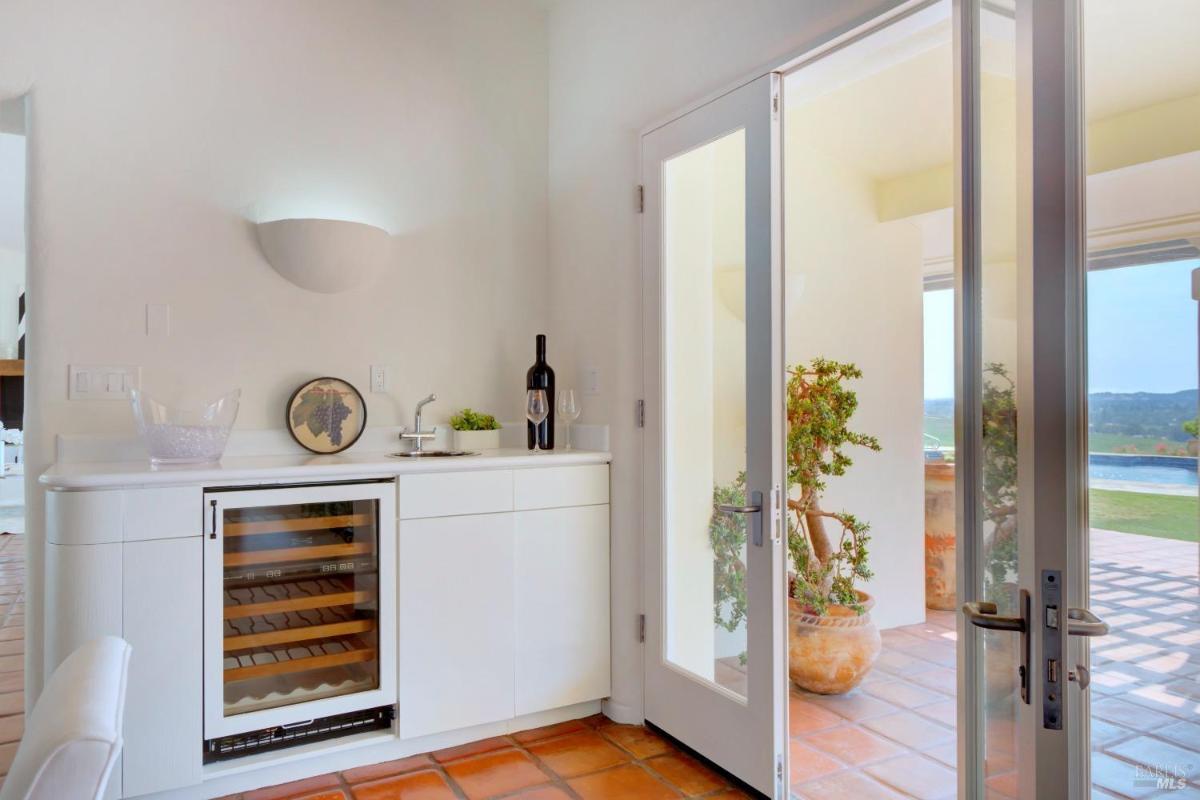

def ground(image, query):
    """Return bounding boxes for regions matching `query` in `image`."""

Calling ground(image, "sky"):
[924,258,1199,399]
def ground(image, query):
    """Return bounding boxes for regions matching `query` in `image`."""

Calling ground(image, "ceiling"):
[785,0,1200,182]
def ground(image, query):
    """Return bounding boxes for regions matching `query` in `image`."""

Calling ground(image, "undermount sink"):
[387,450,477,458]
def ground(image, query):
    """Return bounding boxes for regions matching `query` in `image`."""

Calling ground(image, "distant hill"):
[924,389,1199,445]
[1089,389,1198,442]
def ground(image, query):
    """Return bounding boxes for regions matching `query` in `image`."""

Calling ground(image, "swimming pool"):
[1088,455,1198,487]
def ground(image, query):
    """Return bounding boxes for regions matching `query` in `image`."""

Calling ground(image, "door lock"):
[1069,664,1091,690]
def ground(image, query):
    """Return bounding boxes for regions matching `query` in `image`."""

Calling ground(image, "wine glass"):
[526,389,549,453]
[557,389,581,451]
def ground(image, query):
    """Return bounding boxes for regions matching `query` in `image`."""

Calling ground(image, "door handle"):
[962,601,1026,632]
[716,491,764,547]
[1066,607,1110,637]
[962,591,1031,704]
[1069,664,1091,690]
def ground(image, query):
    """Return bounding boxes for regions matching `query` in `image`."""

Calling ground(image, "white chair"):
[0,637,131,800]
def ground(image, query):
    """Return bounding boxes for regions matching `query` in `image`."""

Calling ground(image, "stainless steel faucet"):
[400,393,438,453]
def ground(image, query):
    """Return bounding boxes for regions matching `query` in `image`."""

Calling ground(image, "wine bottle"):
[526,334,555,449]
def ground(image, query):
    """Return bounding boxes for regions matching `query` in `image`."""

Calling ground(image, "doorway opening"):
[0,98,26,538]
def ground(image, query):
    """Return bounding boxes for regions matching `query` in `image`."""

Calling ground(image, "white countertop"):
[40,448,612,491]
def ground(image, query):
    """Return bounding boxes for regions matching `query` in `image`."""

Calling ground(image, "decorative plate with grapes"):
[286,377,367,454]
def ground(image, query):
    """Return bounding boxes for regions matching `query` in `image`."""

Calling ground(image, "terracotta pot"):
[788,590,881,694]
[924,462,957,611]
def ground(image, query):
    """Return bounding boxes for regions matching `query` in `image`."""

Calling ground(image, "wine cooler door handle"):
[209,499,218,539]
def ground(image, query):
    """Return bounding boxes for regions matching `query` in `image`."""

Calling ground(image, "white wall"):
[0,0,549,700]
[0,131,23,360]
[784,140,926,630]
[546,0,903,722]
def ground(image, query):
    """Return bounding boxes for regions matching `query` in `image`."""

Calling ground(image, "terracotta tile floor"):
[226,717,754,799]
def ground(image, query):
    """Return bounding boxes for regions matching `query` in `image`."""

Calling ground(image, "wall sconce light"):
[256,218,391,294]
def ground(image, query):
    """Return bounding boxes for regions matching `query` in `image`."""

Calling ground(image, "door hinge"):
[635,399,645,428]
[636,184,644,213]
[638,614,646,643]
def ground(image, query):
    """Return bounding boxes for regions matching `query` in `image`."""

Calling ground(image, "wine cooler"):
[203,481,396,749]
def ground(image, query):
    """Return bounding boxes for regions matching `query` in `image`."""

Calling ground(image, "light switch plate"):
[69,365,141,400]
[370,365,388,393]
[582,366,601,396]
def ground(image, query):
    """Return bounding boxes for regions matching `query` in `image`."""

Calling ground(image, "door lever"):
[961,601,1025,632]
[962,591,1031,704]
[716,491,764,547]
[1066,607,1110,637]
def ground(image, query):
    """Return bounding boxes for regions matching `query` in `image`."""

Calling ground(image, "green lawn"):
[1089,489,1199,542]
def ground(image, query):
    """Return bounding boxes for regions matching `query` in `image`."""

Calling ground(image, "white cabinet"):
[122,538,202,797]
[515,505,610,715]
[399,513,516,739]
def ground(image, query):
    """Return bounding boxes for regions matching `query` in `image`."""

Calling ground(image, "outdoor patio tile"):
[875,649,939,675]
[442,749,549,799]
[895,642,958,667]
[1091,752,1160,799]
[906,666,958,696]
[863,754,956,800]
[801,690,898,722]
[924,742,957,769]
[1158,721,1200,751]
[1134,652,1199,676]
[862,679,945,709]
[1108,737,1200,780]
[1165,630,1200,647]
[1125,683,1199,719]
[526,731,630,778]
[350,770,455,800]
[1093,697,1184,731]
[801,724,903,766]
[793,770,908,800]
[598,723,673,758]
[567,764,680,800]
[861,711,955,750]
[788,694,843,735]
[644,753,727,796]
[1100,643,1163,662]
[1091,718,1138,747]
[913,699,957,728]
[787,740,842,785]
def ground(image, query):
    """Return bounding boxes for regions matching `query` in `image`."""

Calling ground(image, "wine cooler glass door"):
[203,481,397,739]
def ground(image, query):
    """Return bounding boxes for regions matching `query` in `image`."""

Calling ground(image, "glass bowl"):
[131,388,240,465]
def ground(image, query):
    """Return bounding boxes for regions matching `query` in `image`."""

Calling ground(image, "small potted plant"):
[449,408,501,451]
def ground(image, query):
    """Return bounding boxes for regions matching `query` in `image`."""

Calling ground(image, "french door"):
[641,72,787,797]
[955,0,1108,798]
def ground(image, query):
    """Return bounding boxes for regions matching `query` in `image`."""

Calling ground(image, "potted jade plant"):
[711,358,882,694]
[450,408,501,451]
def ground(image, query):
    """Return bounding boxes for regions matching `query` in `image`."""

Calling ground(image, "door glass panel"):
[1083,2,1200,796]
[977,0,1020,788]
[662,128,749,698]
[221,499,381,716]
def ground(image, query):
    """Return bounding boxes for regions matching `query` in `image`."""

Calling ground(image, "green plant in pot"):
[711,358,882,694]
[449,408,501,451]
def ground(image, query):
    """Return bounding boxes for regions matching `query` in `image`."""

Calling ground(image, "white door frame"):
[640,72,786,797]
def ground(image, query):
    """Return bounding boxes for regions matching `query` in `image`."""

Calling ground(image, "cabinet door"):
[514,505,610,715]
[123,537,203,797]
[399,513,515,738]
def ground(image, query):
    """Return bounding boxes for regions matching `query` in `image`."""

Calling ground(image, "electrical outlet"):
[370,365,388,393]
[69,365,140,400]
